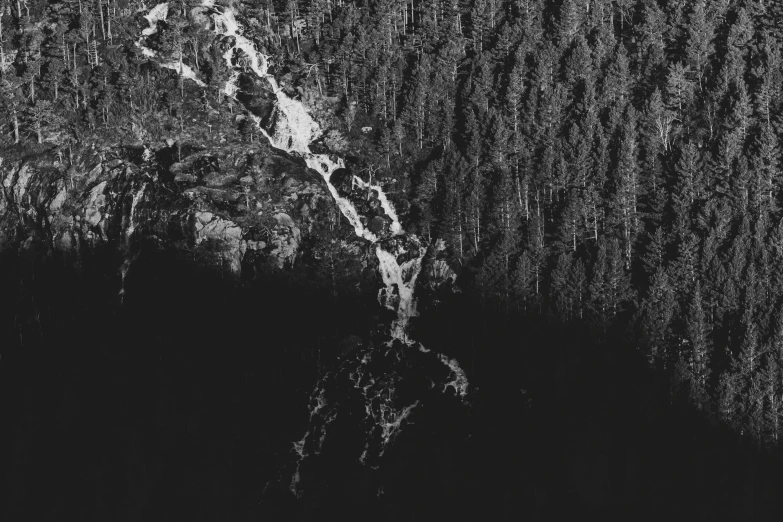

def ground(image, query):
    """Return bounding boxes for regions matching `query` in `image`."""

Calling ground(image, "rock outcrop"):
[0,139,345,277]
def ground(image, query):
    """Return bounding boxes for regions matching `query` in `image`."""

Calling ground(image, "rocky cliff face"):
[0,138,356,280]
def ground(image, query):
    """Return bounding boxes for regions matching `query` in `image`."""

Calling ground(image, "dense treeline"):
[5,0,783,446]
[296,0,783,449]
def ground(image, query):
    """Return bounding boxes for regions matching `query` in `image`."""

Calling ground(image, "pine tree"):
[601,43,631,116]
[636,0,667,86]
[708,128,741,201]
[413,158,442,241]
[512,249,537,315]
[568,258,587,321]
[550,252,573,320]
[0,74,23,143]
[670,231,700,296]
[760,353,781,447]
[609,112,641,264]
[639,266,677,367]
[588,237,632,327]
[26,99,63,144]
[43,57,66,100]
[402,53,430,151]
[440,150,468,262]
[665,62,694,122]
[736,307,765,443]
[687,282,711,408]
[753,32,782,130]
[557,0,585,47]
[728,78,754,144]
[770,305,783,366]
[557,189,583,254]
[463,106,485,256]
[752,125,780,216]
[641,226,668,278]
[718,369,740,428]
[685,0,714,93]
[716,7,753,99]
[563,34,592,87]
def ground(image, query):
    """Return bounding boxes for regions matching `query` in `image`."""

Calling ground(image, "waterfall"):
[139,1,471,498]
[126,183,146,241]
[136,2,205,85]
[119,183,147,305]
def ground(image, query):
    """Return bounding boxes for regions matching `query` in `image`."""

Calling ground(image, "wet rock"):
[330,169,353,194]
[0,140,346,280]
[85,182,108,226]
[269,214,302,268]
[274,212,295,228]
[369,215,388,235]
[48,185,68,213]
[194,212,245,274]
[12,163,33,201]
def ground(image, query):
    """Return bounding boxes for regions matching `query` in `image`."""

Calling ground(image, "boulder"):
[369,215,387,235]
[274,212,295,228]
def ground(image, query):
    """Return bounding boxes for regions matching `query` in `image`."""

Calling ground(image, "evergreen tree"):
[760,353,781,447]
[608,112,641,264]
[412,158,442,241]
[588,237,632,327]
[752,125,781,216]
[639,266,677,367]
[665,61,694,125]
[685,0,715,93]
[686,282,711,408]
[641,226,668,278]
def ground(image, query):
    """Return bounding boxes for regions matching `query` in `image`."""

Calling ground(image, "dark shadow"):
[1,246,782,522]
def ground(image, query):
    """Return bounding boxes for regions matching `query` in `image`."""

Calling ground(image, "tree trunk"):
[98,0,106,40]
[12,108,20,144]
[0,17,7,70]
[179,54,184,99]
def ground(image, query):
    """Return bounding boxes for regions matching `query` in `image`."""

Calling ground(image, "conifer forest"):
[3,0,783,520]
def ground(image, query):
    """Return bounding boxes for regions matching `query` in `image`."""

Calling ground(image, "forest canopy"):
[3,0,783,446]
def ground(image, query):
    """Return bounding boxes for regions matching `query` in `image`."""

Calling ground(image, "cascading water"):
[136,2,205,85]
[125,183,146,241]
[139,1,472,500]
[119,182,146,305]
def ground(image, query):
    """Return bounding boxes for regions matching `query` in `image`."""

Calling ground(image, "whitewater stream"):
[137,1,470,499]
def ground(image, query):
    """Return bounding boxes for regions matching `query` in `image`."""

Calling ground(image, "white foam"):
[126,183,146,239]
[137,3,205,86]
[183,3,473,480]
[352,176,403,235]
[142,3,168,36]
[376,246,425,342]
[160,61,206,87]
